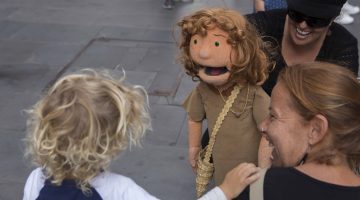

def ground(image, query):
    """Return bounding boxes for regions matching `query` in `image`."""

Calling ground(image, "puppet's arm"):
[188,117,202,172]
[254,0,265,12]
[252,87,272,168]
[258,136,273,168]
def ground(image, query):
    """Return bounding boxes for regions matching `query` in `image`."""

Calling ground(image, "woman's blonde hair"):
[278,62,360,170]
[177,8,271,85]
[25,69,151,193]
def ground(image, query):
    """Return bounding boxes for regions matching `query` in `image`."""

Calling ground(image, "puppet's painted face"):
[190,27,233,86]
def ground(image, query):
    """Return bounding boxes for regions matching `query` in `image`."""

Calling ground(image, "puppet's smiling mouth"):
[198,64,229,76]
[204,66,228,76]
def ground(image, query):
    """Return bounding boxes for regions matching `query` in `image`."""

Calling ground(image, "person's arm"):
[188,118,202,172]
[199,163,260,200]
[182,86,206,172]
[220,163,260,199]
[254,0,265,12]
[198,187,227,200]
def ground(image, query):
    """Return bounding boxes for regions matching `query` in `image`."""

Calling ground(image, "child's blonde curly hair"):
[25,69,151,193]
[177,8,271,85]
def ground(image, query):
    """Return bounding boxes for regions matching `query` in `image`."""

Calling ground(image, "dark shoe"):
[162,0,175,9]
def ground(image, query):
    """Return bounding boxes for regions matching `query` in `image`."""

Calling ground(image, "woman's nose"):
[298,21,308,29]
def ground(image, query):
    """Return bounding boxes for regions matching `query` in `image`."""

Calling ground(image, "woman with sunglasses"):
[247,0,359,95]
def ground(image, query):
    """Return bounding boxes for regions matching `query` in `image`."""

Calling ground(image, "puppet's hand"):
[258,136,273,168]
[189,146,201,172]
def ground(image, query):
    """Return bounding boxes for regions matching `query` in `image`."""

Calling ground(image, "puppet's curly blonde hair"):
[177,8,271,85]
[25,70,151,193]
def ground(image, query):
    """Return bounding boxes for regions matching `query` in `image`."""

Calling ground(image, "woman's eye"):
[214,41,220,47]
[193,39,197,45]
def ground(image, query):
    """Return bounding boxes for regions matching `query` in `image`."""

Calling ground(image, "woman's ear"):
[308,114,329,145]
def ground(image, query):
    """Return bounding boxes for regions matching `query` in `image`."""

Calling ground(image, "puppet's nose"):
[199,46,211,59]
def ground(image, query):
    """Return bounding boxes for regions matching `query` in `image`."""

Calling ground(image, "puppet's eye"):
[193,39,197,45]
[214,41,220,47]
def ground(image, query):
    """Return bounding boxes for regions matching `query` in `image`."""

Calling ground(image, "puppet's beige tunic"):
[183,81,270,184]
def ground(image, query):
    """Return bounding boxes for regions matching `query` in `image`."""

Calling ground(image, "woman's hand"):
[189,146,201,172]
[219,163,261,199]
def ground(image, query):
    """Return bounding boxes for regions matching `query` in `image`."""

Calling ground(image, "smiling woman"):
[177,8,272,197]
[247,0,359,95]
[200,61,360,200]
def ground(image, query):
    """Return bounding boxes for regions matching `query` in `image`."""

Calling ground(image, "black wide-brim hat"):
[287,0,347,18]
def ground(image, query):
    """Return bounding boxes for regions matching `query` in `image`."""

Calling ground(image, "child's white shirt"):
[23,167,159,200]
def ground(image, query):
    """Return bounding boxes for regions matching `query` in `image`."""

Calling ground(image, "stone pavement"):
[0,0,359,200]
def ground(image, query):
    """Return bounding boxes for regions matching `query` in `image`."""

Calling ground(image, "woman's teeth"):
[296,28,310,36]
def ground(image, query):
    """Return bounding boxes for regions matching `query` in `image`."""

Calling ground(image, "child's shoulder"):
[91,171,158,200]
[23,168,45,200]
[92,171,134,186]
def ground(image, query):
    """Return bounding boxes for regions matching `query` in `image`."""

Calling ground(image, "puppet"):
[177,8,271,190]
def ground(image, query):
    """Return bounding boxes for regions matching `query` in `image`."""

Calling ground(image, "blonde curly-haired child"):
[23,70,158,200]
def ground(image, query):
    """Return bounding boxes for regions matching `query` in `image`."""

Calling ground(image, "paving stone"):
[143,29,174,43]
[115,69,157,91]
[119,46,149,70]
[148,71,182,96]
[172,72,197,105]
[96,13,159,29]
[145,15,179,30]
[97,26,148,41]
[0,181,25,200]
[11,22,101,44]
[0,20,25,40]
[95,6,169,28]
[110,144,196,200]
[26,43,83,66]
[146,104,187,146]
[176,115,208,148]
[0,142,29,184]
[0,64,60,130]
[0,129,25,155]
[0,131,32,200]
[8,6,104,26]
[0,6,19,19]
[149,96,172,105]
[0,89,39,131]
[148,95,162,105]
[137,45,179,72]
[0,41,41,65]
[69,41,130,70]
[176,116,189,148]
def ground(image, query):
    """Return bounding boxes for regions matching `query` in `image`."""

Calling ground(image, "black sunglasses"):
[287,9,333,28]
